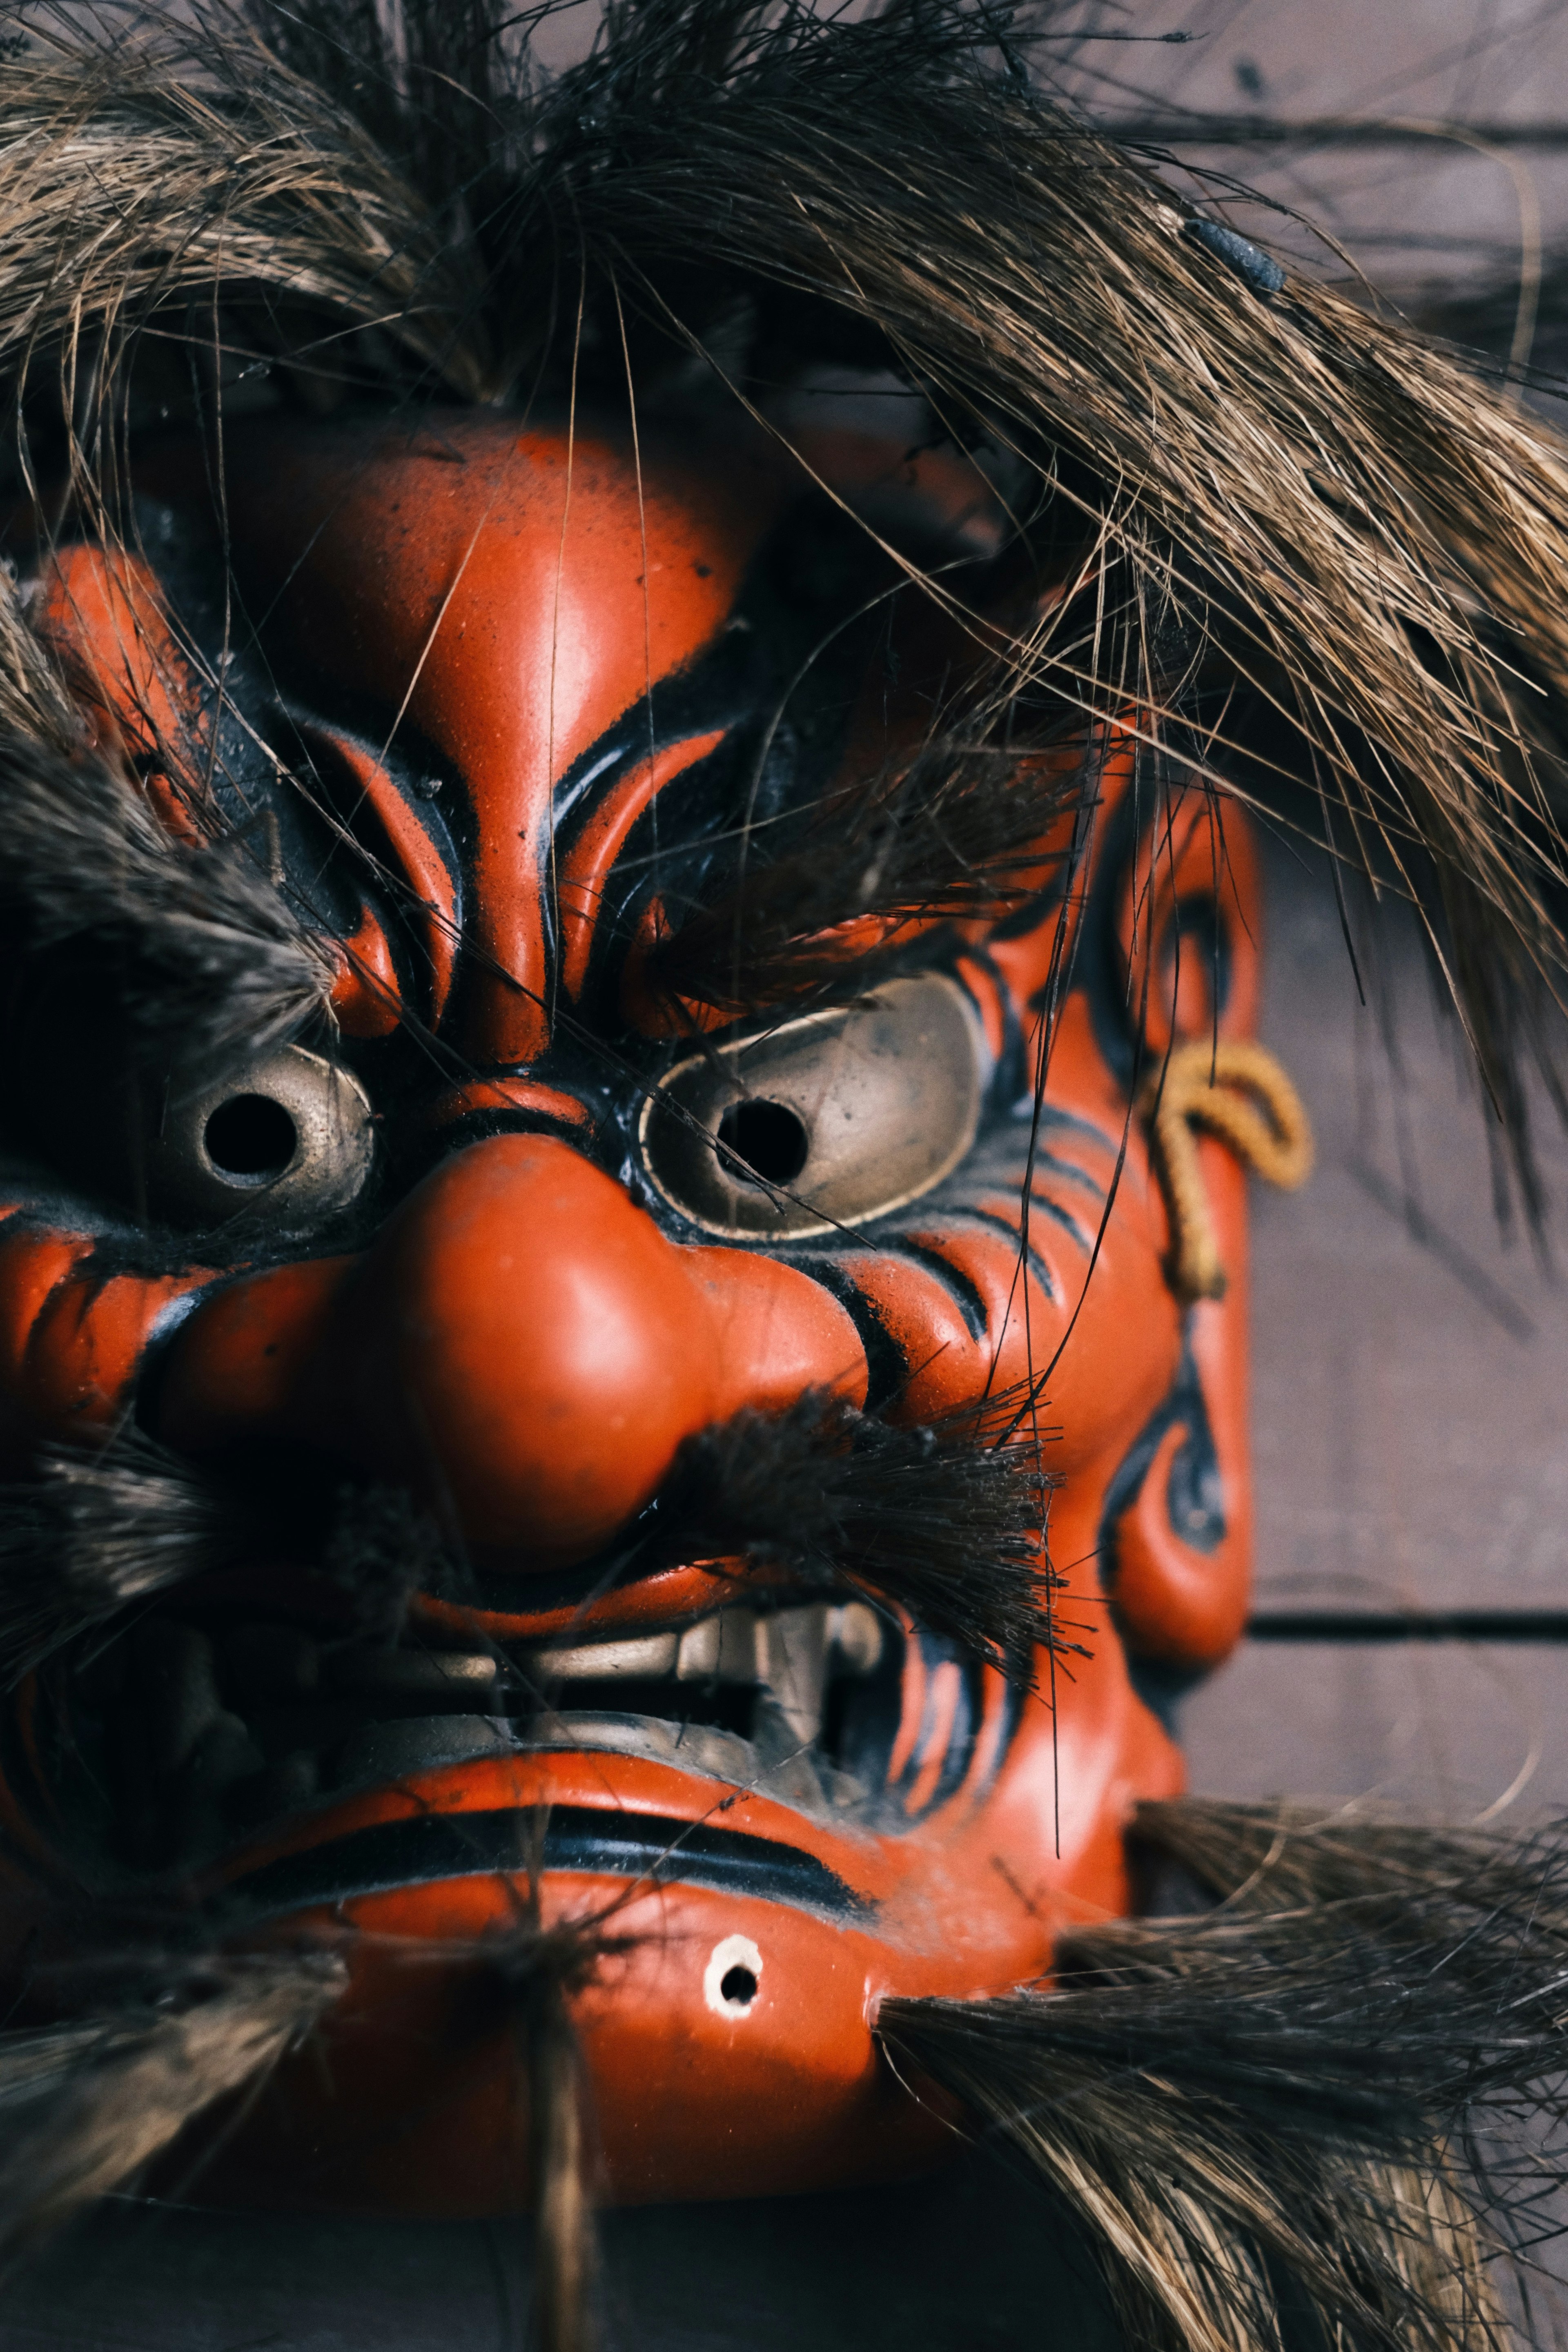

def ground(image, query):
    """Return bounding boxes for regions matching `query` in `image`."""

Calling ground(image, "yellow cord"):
[1140,1039,1314,1302]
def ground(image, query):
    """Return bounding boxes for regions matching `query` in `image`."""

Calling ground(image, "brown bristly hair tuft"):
[659,1381,1070,1682]
[880,1797,1568,2352]
[468,1893,632,2352]
[0,1437,463,1684]
[0,1433,234,1685]
[2,3,1568,1194]
[0,1947,345,2260]
[0,719,335,1076]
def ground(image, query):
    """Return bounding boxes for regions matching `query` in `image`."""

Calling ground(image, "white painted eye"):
[640,972,986,1240]
[704,1933,763,2016]
[146,1044,374,1225]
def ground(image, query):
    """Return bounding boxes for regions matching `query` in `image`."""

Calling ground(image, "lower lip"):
[187,1752,959,2216]
[203,1748,892,1918]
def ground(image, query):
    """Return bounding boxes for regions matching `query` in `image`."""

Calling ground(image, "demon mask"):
[3,10,1568,2352]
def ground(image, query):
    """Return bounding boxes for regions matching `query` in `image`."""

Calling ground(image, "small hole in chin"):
[719,1964,759,2008]
[717,1098,808,1187]
[204,1093,298,1183]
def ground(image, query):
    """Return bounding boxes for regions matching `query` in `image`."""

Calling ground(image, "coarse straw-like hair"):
[2,2,1568,1191]
[1,1387,1061,1685]
[0,719,334,1075]
[0,1947,344,2260]
[0,1435,463,1682]
[880,1798,1568,2352]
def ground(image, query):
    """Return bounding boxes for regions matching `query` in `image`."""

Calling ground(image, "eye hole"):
[640,972,987,1240]
[716,1098,810,1187]
[147,1045,374,1226]
[203,1093,298,1184]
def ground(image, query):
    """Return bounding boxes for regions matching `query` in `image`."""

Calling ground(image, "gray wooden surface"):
[0,2154,1120,2352]
[1184,825,1568,1819]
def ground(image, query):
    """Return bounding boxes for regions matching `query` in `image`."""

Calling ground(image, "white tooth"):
[535,1712,758,1784]
[755,1606,832,1747]
[830,1601,884,1677]
[532,1632,679,1680]
[675,1608,758,1683]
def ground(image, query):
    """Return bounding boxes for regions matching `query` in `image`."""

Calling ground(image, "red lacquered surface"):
[0,412,1265,2214]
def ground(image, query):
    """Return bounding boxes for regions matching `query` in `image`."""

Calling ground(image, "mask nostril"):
[203,1093,300,1184]
[717,1098,808,1187]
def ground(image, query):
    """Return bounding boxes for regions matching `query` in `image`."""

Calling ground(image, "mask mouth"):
[27,1583,996,1884]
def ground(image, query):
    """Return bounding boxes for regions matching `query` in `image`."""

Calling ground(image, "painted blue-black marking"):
[875,1238,989,1340]
[1012,1099,1118,1156]
[925,1207,1058,1301]
[1030,1148,1107,1203]
[1026,1187,1093,1254]
[220,1806,873,1925]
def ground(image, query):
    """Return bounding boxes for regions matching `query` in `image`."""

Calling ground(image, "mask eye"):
[640,973,987,1240]
[147,1045,375,1226]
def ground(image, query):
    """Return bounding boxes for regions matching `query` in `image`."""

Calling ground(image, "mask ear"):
[1100,801,1267,1684]
[1115,784,1262,1062]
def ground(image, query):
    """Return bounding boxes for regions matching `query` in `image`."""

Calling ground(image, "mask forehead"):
[204,414,780,1063]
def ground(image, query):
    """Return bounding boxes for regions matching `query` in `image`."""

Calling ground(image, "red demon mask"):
[16,14,1568,2348]
[0,396,1272,2213]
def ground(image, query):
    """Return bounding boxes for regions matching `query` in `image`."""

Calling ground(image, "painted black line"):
[1026,1187,1094,1254]
[787,1256,906,1411]
[1248,1612,1568,1644]
[924,1207,1058,1301]
[875,1238,989,1340]
[220,1806,873,1924]
[1031,1102,1119,1155]
[1031,1148,1108,1203]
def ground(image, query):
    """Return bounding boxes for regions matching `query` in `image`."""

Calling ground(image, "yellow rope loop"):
[1140,1040,1314,1303]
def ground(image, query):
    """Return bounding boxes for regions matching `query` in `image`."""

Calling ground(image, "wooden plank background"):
[1185,825,1568,1819]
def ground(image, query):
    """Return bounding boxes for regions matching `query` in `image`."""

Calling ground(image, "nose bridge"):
[158,1135,866,1568]
[222,419,767,1066]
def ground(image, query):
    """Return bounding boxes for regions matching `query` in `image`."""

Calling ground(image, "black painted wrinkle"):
[221,1805,874,1926]
[786,1255,906,1412]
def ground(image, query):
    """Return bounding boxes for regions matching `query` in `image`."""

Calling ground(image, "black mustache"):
[655,1383,1076,1684]
[0,1434,459,1682]
[0,1388,1074,1684]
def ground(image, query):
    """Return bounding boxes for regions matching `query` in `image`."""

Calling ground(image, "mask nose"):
[157,1135,865,1570]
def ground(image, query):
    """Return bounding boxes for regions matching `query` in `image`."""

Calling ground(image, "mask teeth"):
[55,1598,897,1869]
